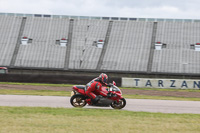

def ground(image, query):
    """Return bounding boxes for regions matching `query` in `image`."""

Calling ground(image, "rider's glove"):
[107,83,112,87]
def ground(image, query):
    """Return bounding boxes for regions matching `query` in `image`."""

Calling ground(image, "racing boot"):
[91,96,100,104]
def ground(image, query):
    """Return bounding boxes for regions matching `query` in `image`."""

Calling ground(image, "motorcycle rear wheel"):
[111,98,126,109]
[70,94,87,107]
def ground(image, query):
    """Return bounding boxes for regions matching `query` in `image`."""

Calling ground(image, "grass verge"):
[0,82,73,87]
[0,82,199,92]
[124,94,200,101]
[0,89,71,96]
[120,87,200,92]
[0,106,200,133]
[0,89,200,101]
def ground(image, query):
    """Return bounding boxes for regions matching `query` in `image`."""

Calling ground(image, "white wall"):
[122,78,200,89]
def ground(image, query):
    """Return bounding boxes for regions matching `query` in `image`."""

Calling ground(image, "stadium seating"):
[0,16,22,66]
[15,17,69,68]
[152,22,200,73]
[0,14,200,74]
[101,21,153,71]
[69,19,109,69]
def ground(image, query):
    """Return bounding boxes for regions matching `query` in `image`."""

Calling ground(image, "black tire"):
[111,98,126,109]
[70,94,87,107]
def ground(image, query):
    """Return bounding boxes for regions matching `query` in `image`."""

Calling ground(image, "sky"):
[0,0,200,19]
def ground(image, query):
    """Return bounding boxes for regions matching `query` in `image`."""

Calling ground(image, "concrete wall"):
[122,77,200,89]
[0,74,121,86]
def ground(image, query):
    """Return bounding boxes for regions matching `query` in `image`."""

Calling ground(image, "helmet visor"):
[103,77,108,83]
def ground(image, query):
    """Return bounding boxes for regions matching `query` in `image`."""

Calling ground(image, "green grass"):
[0,82,200,101]
[0,89,200,101]
[124,94,200,101]
[0,106,200,133]
[0,89,71,96]
[1,81,199,92]
[0,82,74,87]
[121,87,200,92]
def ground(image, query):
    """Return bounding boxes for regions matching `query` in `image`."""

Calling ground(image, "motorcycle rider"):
[85,73,112,104]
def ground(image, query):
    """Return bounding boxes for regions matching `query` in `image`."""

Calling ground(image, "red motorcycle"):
[70,81,126,109]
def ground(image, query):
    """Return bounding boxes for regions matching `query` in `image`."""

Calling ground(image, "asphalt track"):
[0,95,200,114]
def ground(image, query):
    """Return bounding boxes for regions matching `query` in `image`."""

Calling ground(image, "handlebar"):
[107,83,113,87]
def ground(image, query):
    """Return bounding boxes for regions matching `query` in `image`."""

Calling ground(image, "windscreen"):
[112,86,120,92]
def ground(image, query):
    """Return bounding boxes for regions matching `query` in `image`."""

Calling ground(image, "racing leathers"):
[85,78,109,104]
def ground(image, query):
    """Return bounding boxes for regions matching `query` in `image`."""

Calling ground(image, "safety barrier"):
[0,74,121,86]
[122,77,200,89]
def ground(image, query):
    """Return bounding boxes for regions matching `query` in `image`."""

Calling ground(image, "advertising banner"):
[122,78,200,89]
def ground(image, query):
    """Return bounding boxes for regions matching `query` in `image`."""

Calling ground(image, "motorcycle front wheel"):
[111,98,126,109]
[70,94,87,107]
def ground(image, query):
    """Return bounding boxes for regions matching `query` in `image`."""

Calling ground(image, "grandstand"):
[0,12,200,79]
[15,17,69,68]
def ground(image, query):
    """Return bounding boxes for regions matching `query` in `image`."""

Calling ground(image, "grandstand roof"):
[1,12,200,22]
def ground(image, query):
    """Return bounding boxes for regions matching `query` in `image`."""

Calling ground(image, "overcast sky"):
[0,0,200,19]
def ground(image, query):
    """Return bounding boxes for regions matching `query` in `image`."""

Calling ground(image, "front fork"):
[111,93,123,103]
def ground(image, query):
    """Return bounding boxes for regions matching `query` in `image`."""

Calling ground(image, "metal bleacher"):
[14,17,70,68]
[0,13,200,75]
[0,16,22,66]
[101,21,153,72]
[68,19,109,70]
[152,22,200,74]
